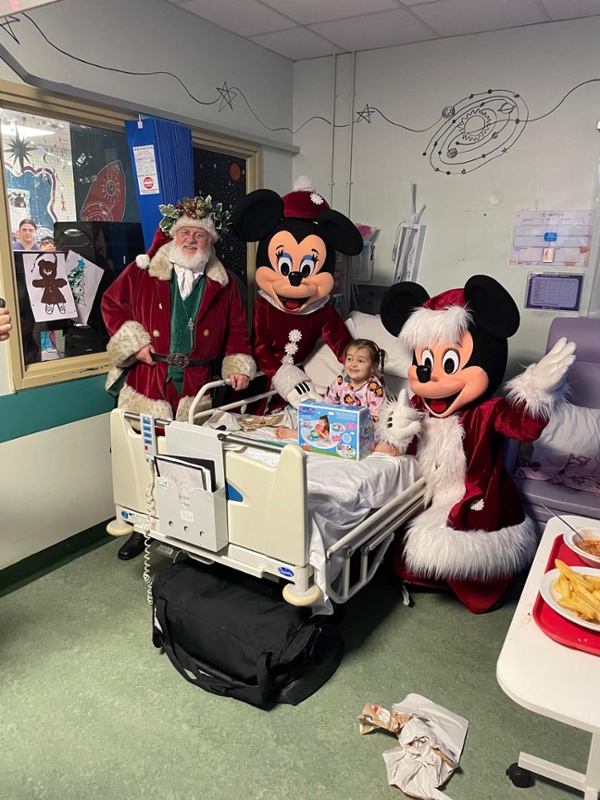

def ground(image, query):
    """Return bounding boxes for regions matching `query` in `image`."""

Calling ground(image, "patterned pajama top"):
[325,374,386,423]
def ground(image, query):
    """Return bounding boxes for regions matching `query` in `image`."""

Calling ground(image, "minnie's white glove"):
[378,389,421,453]
[528,337,576,394]
[286,380,322,408]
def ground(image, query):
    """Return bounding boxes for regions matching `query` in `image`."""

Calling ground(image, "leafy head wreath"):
[158,195,232,237]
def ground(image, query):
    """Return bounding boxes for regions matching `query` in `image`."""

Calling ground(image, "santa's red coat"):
[101,245,254,420]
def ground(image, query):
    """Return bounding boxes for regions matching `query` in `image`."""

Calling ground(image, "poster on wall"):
[22,251,78,322]
[510,210,593,268]
[525,272,584,312]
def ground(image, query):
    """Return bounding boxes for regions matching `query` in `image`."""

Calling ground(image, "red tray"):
[533,534,600,656]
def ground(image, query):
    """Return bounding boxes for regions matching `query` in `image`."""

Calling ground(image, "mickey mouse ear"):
[464,275,520,339]
[380,282,430,337]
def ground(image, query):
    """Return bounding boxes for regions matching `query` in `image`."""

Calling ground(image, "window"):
[0,81,261,389]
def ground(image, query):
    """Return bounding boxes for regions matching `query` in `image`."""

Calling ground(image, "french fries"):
[553,560,600,624]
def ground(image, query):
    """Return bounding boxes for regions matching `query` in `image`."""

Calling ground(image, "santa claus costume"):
[101,195,255,560]
[378,276,576,613]
[231,177,363,409]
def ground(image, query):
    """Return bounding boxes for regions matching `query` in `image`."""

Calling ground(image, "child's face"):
[344,347,374,384]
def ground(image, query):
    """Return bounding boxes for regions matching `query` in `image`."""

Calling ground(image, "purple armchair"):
[506,317,600,531]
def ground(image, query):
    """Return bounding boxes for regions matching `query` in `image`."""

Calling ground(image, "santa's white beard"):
[171,243,211,271]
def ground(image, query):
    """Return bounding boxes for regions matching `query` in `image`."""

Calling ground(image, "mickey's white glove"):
[529,337,576,394]
[378,389,421,453]
[287,380,322,408]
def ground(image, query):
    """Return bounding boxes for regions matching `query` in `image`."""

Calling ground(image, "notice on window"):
[132,144,160,195]
[525,272,584,312]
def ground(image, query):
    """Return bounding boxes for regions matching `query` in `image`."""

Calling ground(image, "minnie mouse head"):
[231,177,363,314]
[380,275,520,418]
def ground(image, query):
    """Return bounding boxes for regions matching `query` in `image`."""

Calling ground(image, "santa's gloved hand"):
[528,337,576,394]
[286,380,322,408]
[378,389,421,453]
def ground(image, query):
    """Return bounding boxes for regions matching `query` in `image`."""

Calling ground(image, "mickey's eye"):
[421,349,434,370]
[442,349,460,374]
[276,252,293,277]
[299,255,317,279]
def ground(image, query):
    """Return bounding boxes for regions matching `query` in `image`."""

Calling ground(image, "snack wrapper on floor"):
[359,693,468,800]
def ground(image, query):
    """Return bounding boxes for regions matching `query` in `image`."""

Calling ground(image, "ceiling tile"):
[411,0,547,36]
[400,0,444,4]
[261,0,397,25]
[309,8,436,51]
[178,0,295,36]
[250,26,343,60]
[541,0,600,21]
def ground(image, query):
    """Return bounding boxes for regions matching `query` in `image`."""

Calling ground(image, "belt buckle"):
[167,352,190,369]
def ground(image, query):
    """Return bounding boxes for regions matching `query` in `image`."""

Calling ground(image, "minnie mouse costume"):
[231,177,363,408]
[379,275,576,613]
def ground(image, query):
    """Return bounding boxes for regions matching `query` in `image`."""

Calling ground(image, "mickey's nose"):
[288,271,303,287]
[416,365,431,383]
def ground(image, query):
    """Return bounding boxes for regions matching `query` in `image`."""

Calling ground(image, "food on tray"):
[553,559,600,624]
[575,533,600,558]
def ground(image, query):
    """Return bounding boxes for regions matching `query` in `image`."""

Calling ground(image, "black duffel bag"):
[152,559,344,709]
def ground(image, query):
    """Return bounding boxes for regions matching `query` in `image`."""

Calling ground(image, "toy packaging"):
[297,400,374,460]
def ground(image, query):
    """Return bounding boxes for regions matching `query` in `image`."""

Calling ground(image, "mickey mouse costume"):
[231,177,363,408]
[379,275,576,613]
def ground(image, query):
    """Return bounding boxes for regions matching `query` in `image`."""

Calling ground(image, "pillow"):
[346,311,412,377]
[533,403,600,463]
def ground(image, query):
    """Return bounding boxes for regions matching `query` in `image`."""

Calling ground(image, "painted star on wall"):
[6,130,38,175]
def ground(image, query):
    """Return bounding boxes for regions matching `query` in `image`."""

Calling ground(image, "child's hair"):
[343,338,386,378]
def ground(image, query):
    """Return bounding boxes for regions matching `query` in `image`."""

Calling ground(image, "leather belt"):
[151,352,211,369]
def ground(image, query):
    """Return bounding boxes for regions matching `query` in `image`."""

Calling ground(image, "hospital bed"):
[105,311,426,610]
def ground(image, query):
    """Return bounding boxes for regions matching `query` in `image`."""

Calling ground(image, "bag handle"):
[154,598,274,706]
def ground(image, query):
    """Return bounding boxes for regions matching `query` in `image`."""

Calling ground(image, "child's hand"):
[274,427,297,440]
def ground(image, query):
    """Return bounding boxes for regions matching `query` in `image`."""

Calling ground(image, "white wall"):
[293,17,600,371]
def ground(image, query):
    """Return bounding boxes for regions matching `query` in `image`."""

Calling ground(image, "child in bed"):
[274,338,387,440]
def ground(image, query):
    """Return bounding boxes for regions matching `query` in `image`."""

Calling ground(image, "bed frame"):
[106,379,425,606]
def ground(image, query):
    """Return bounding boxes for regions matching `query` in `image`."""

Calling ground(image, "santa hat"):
[281,176,331,219]
[399,287,473,352]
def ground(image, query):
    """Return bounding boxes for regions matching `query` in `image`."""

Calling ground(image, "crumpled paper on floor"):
[359,693,468,800]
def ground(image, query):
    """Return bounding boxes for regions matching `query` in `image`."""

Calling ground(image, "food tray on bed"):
[533,534,600,656]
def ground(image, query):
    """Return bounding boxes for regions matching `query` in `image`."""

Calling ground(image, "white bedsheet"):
[239,426,419,613]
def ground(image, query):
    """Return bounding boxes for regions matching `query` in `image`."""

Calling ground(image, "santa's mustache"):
[170,244,211,271]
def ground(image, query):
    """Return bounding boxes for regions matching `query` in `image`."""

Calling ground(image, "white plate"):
[540,566,600,632]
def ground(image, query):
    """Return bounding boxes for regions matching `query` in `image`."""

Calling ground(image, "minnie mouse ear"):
[380,282,430,337]
[464,275,520,339]
[231,189,284,242]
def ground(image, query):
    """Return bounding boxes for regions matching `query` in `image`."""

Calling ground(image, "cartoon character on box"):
[231,177,363,409]
[377,275,576,613]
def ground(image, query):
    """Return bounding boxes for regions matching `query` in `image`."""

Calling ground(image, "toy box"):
[297,400,374,460]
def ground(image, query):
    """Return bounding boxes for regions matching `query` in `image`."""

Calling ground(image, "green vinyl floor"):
[0,539,590,800]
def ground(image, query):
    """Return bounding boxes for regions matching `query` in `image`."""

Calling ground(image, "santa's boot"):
[117,532,146,560]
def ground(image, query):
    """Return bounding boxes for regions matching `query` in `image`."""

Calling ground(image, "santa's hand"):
[528,337,576,394]
[286,380,322,408]
[229,373,249,391]
[378,389,420,452]
[136,344,155,365]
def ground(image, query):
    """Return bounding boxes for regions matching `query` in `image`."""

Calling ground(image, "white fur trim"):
[117,383,173,421]
[171,215,219,242]
[272,363,309,399]
[222,353,256,380]
[292,176,315,192]
[176,394,211,424]
[403,508,538,580]
[505,366,566,420]
[400,305,471,351]
[418,414,466,507]
[106,321,151,368]
[136,254,150,269]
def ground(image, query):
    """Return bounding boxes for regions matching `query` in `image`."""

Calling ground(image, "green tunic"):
[167,272,206,393]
